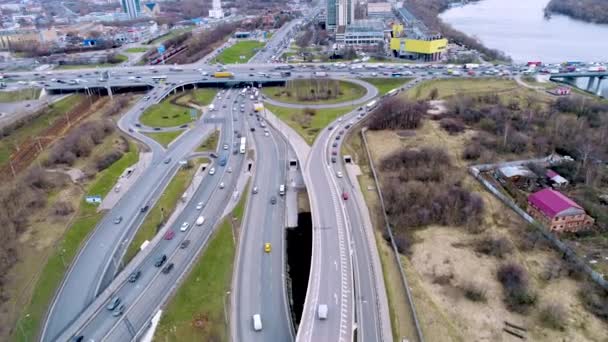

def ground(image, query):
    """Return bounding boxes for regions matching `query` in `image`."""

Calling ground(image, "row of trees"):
[546,0,608,24]
[367,97,428,130]
[281,79,343,101]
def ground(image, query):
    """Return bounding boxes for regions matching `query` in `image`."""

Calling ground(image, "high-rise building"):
[209,0,225,19]
[121,0,141,19]
[327,0,354,30]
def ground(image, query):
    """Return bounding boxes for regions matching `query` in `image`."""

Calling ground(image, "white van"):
[252,314,263,331]
[279,184,285,196]
[317,304,328,320]
[196,216,205,226]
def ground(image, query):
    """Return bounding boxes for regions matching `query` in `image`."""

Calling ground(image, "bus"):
[239,137,246,154]
[366,100,377,111]
[152,75,167,83]
[387,89,398,97]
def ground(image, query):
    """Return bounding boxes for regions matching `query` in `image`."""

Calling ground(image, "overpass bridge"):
[549,71,608,97]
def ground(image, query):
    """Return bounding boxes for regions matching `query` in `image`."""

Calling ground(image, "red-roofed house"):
[527,188,594,232]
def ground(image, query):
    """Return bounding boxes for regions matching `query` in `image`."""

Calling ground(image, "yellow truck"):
[213,71,234,78]
[254,103,264,112]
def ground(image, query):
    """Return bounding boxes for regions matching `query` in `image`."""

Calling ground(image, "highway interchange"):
[2,11,583,342]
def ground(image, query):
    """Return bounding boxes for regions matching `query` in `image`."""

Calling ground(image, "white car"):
[336,171,343,178]
[223,144,229,150]
[219,182,225,189]
[196,216,205,226]
[253,314,263,331]
[227,167,232,173]
[209,168,216,175]
[180,222,190,232]
[264,132,270,137]
[196,202,203,210]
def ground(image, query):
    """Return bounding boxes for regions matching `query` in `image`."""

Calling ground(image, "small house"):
[527,188,594,232]
[496,165,537,188]
[546,169,568,188]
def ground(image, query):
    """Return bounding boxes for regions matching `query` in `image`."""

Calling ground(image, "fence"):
[360,127,424,342]
[469,165,608,290]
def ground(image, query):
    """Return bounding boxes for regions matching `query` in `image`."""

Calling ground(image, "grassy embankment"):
[264,103,357,145]
[212,40,265,64]
[361,78,413,95]
[13,141,138,342]
[197,130,220,152]
[0,88,41,102]
[0,95,83,165]
[154,183,249,341]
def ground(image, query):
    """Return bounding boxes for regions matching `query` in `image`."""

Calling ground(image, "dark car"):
[219,158,227,167]
[250,127,256,132]
[332,142,338,148]
[140,205,149,213]
[328,126,333,130]
[180,124,188,128]
[162,263,174,274]
[106,297,121,311]
[154,254,167,267]
[71,336,84,342]
[270,196,277,205]
[331,156,337,163]
[135,123,142,127]
[164,157,172,164]
[112,304,125,317]
[128,270,141,283]
[154,127,161,131]
[180,240,191,249]
[210,152,218,159]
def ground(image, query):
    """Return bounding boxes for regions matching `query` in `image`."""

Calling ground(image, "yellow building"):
[389,37,448,61]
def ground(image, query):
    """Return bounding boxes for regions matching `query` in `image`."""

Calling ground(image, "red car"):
[164,229,175,240]
[342,192,349,200]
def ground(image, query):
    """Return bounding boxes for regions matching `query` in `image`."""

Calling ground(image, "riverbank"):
[545,0,608,24]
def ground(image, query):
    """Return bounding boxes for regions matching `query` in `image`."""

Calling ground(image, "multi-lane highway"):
[231,105,295,342]
[56,88,251,341]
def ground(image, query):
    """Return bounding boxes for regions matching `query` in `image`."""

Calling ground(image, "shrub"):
[368,97,427,130]
[439,118,466,134]
[497,262,537,313]
[463,143,481,160]
[579,283,608,320]
[53,201,74,216]
[394,234,412,256]
[96,150,123,171]
[474,236,513,258]
[539,303,567,330]
[461,281,488,302]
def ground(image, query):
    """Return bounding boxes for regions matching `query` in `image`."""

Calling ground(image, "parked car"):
[106,297,121,311]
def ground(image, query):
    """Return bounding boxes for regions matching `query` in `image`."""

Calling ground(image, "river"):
[440,0,608,63]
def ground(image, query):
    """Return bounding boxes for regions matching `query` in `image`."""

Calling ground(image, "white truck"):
[314,71,327,77]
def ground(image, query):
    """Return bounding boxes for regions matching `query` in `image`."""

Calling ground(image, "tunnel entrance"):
[285,211,312,331]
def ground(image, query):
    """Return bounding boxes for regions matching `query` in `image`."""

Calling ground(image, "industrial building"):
[390,6,448,61]
[335,19,386,47]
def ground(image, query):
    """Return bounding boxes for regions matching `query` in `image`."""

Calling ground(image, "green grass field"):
[175,89,217,107]
[154,183,249,341]
[125,47,149,53]
[13,141,139,342]
[212,40,265,64]
[124,163,197,263]
[0,95,83,166]
[362,78,414,95]
[140,96,196,127]
[148,28,193,45]
[265,103,357,144]
[262,80,367,105]
[197,130,220,152]
[145,130,184,147]
[0,88,41,103]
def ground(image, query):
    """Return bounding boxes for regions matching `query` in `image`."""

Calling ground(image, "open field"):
[265,103,357,144]
[362,120,608,341]
[361,78,413,95]
[0,95,83,166]
[262,79,366,105]
[154,183,249,341]
[406,78,521,100]
[12,139,139,342]
[197,130,220,152]
[140,95,196,128]
[124,162,199,263]
[0,88,41,102]
[145,130,184,147]
[212,40,265,64]
[124,47,149,53]
[148,28,193,45]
